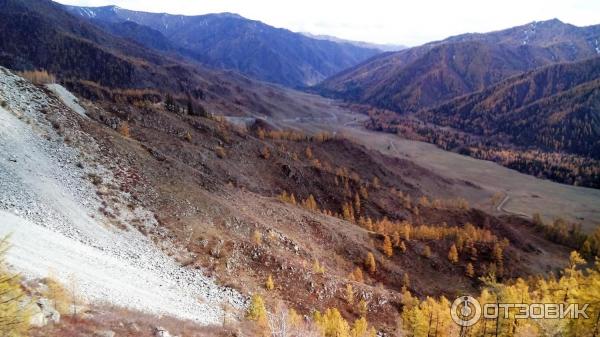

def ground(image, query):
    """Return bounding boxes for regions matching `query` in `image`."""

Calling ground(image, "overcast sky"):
[54,0,600,46]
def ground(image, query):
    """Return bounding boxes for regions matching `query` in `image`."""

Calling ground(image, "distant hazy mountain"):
[300,32,406,52]
[64,5,381,87]
[422,56,600,158]
[317,19,600,112]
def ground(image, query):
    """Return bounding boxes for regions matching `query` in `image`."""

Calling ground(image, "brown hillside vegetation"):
[422,56,600,159]
[63,91,577,333]
[317,19,600,113]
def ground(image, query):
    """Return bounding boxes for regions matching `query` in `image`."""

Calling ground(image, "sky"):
[54,0,600,46]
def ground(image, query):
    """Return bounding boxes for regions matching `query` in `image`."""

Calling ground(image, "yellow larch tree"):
[345,283,354,305]
[466,263,475,278]
[365,253,377,274]
[265,274,275,291]
[448,244,459,264]
[0,237,30,337]
[352,267,364,283]
[382,235,393,258]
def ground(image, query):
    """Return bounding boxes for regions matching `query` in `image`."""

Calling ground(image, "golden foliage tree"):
[265,275,275,291]
[351,267,364,283]
[382,235,393,258]
[466,263,475,278]
[345,284,354,305]
[246,294,268,326]
[351,317,376,337]
[314,308,350,337]
[365,253,377,274]
[253,230,263,245]
[313,259,326,275]
[0,237,30,337]
[422,245,432,258]
[448,244,459,264]
[358,299,368,318]
[303,195,319,212]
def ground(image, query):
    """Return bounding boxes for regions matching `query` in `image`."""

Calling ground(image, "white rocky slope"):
[0,67,244,324]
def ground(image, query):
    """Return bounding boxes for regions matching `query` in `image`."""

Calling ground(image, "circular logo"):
[451,296,482,327]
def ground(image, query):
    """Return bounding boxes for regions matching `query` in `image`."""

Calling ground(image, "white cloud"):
[54,0,600,46]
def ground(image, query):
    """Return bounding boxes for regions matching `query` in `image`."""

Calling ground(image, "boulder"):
[154,326,179,337]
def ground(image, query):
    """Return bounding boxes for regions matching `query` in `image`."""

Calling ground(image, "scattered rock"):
[154,326,178,337]
[29,298,60,327]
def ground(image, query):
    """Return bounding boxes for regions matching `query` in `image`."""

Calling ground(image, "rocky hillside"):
[0,65,575,336]
[0,67,244,324]
[317,19,600,112]
[64,5,381,87]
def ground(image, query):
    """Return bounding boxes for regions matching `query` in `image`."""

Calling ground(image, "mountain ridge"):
[316,18,600,112]
[421,56,600,158]
[64,4,382,87]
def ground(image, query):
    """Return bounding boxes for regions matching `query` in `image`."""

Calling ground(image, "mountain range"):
[317,19,600,113]
[421,56,600,158]
[0,0,356,119]
[64,5,381,87]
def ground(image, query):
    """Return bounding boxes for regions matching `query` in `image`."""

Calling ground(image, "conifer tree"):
[313,259,326,274]
[253,230,262,245]
[314,308,350,337]
[303,195,318,211]
[265,274,275,291]
[448,244,459,263]
[466,263,475,278]
[246,294,268,324]
[0,237,29,337]
[353,193,361,216]
[352,267,364,283]
[358,299,368,318]
[382,235,393,258]
[345,284,354,305]
[365,253,377,274]
[402,273,410,290]
[422,245,432,258]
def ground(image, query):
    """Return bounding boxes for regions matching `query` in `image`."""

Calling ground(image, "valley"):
[259,100,600,232]
[0,1,599,336]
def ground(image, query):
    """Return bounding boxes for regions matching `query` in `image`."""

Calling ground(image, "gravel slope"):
[0,68,244,324]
